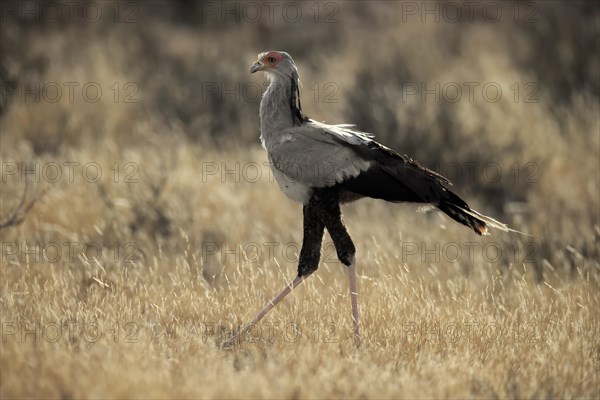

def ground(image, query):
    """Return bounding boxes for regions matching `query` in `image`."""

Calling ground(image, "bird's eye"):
[267,57,276,63]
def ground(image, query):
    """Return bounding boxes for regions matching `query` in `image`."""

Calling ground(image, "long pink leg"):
[221,273,311,348]
[348,259,360,349]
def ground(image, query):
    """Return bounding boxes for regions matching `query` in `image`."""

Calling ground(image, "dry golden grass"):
[1,1,599,399]
[1,142,598,399]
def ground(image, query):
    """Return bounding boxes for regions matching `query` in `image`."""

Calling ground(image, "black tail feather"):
[333,140,513,235]
[438,200,488,235]
[438,191,509,235]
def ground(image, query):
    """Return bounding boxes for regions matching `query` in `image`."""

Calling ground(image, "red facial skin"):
[262,51,283,67]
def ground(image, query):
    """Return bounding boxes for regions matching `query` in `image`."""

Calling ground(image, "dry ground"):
[1,1,599,399]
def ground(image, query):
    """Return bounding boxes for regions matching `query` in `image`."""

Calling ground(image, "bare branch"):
[0,180,48,230]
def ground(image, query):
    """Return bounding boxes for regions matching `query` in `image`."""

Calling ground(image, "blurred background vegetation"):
[1,0,598,277]
[1,3,599,397]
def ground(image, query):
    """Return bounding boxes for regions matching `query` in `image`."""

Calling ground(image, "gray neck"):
[259,76,307,149]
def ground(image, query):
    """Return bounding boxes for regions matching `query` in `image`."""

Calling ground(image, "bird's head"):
[250,51,298,82]
[250,50,308,124]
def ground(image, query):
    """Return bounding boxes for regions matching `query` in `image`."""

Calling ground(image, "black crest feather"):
[290,72,309,125]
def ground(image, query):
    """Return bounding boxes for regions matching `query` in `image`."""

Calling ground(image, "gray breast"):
[270,158,313,204]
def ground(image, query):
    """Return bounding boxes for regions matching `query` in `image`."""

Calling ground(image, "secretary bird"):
[222,50,513,349]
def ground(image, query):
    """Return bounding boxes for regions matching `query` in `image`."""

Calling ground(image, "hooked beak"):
[250,61,263,73]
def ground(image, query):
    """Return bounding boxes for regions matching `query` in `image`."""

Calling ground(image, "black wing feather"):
[332,137,490,235]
